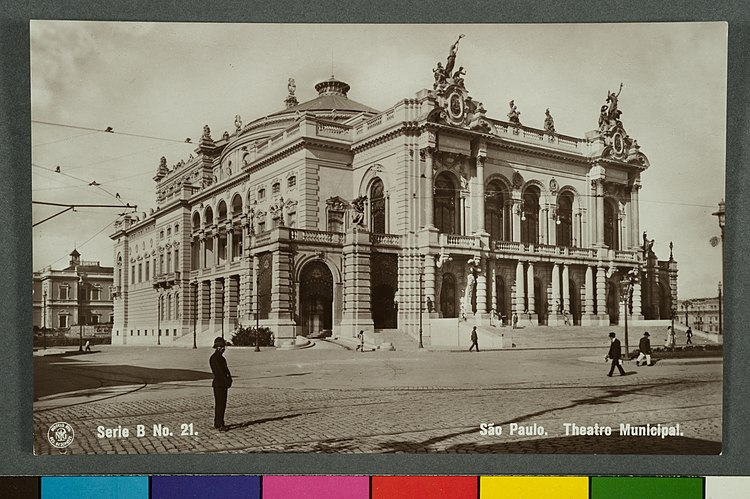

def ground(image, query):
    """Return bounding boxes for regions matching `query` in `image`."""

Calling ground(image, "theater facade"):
[110,45,677,346]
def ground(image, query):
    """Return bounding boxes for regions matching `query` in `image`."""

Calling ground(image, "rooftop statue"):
[288,77,296,96]
[544,108,555,133]
[452,66,466,88]
[444,34,465,77]
[599,83,624,132]
[202,125,212,139]
[433,62,446,89]
[508,100,521,125]
[234,114,242,132]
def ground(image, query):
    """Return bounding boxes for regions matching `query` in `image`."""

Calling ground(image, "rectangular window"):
[287,176,296,189]
[175,224,179,233]
[91,286,101,301]
[159,255,164,275]
[91,315,99,324]
[167,252,172,273]
[258,188,266,200]
[131,266,135,284]
[145,261,150,281]
[59,315,68,328]
[174,250,179,270]
[258,221,266,233]
[167,227,171,237]
[272,182,280,194]
[138,263,142,283]
[59,285,69,300]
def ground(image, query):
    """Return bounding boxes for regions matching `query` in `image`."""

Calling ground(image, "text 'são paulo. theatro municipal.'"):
[110,36,677,347]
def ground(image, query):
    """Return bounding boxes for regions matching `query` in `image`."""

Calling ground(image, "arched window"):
[557,192,574,247]
[370,178,386,234]
[434,173,457,235]
[192,212,201,231]
[204,206,214,226]
[217,200,227,222]
[604,199,619,250]
[521,186,540,244]
[231,194,243,218]
[485,180,509,241]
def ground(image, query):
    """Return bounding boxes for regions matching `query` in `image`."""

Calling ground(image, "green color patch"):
[591,477,703,499]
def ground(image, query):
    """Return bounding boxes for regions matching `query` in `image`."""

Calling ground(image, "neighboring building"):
[33,250,115,330]
[110,42,676,346]
[677,297,722,334]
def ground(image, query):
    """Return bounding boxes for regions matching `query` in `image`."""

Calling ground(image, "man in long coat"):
[210,336,232,431]
[636,331,653,367]
[605,332,626,377]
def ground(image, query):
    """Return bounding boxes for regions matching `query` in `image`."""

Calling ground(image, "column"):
[475,155,486,234]
[477,263,487,315]
[512,198,522,242]
[630,183,641,250]
[198,280,210,327]
[596,265,607,319]
[422,148,434,228]
[551,263,561,314]
[540,208,549,245]
[225,276,238,330]
[490,262,498,313]
[548,206,557,246]
[515,261,525,313]
[211,278,224,333]
[227,227,234,261]
[199,236,206,269]
[562,264,570,312]
[460,194,468,235]
[424,254,436,315]
[584,265,595,315]
[526,262,535,314]
[270,246,295,332]
[595,181,605,246]
[632,281,642,318]
[341,230,375,337]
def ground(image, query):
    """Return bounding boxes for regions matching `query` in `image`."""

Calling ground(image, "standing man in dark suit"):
[469,326,479,352]
[605,332,626,377]
[210,337,232,431]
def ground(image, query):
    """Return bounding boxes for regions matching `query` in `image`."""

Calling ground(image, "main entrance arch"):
[440,273,457,318]
[607,280,619,325]
[299,261,333,336]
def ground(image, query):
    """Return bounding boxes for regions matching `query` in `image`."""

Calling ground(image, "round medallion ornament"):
[613,132,625,156]
[445,89,466,126]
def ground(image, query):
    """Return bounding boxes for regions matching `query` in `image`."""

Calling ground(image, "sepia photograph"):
[31,22,726,455]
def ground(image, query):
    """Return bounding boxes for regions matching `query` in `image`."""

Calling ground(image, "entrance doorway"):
[440,273,457,318]
[299,261,333,336]
[607,281,619,325]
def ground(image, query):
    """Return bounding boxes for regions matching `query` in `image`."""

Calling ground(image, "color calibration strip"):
[2,475,748,498]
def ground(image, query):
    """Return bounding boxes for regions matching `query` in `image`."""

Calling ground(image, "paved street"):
[33,341,722,455]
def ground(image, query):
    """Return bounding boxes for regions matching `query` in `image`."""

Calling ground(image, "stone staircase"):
[371,328,420,351]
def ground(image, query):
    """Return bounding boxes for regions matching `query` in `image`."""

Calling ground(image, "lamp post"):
[157,292,161,346]
[418,264,424,349]
[620,267,640,360]
[192,281,198,349]
[78,276,85,352]
[254,259,270,352]
[712,200,725,336]
[718,281,723,336]
[42,291,47,350]
[682,300,692,327]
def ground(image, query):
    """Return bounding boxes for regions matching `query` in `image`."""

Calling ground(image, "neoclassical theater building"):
[111,40,677,346]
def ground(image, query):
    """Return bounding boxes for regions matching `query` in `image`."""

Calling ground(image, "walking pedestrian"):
[686,326,693,345]
[356,330,365,352]
[635,331,652,366]
[512,312,519,329]
[209,337,232,431]
[469,326,479,352]
[84,340,91,352]
[605,332,626,377]
[665,326,676,349]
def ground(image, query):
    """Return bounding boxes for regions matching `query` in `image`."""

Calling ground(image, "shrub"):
[231,326,274,347]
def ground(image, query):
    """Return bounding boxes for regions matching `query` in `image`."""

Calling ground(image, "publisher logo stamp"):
[47,422,75,449]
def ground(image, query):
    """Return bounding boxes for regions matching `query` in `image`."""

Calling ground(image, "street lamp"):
[418,264,424,349]
[157,292,161,346]
[713,200,725,336]
[682,300,692,327]
[42,290,47,350]
[255,258,270,352]
[620,266,640,360]
[78,276,85,352]
[192,281,198,349]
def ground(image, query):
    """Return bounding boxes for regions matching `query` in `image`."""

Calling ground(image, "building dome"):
[272,76,379,117]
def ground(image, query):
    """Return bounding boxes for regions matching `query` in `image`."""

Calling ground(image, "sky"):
[30,22,727,299]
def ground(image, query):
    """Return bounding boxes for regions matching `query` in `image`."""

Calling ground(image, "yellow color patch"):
[481,476,588,499]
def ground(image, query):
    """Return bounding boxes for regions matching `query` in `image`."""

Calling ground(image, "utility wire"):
[32,120,195,145]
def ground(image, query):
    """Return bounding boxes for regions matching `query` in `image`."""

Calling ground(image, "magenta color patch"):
[262,476,369,499]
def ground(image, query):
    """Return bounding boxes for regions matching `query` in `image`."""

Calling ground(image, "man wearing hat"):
[636,331,653,367]
[210,337,232,431]
[605,332,626,377]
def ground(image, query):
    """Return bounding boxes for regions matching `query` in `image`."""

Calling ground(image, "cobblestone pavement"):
[33,346,721,455]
